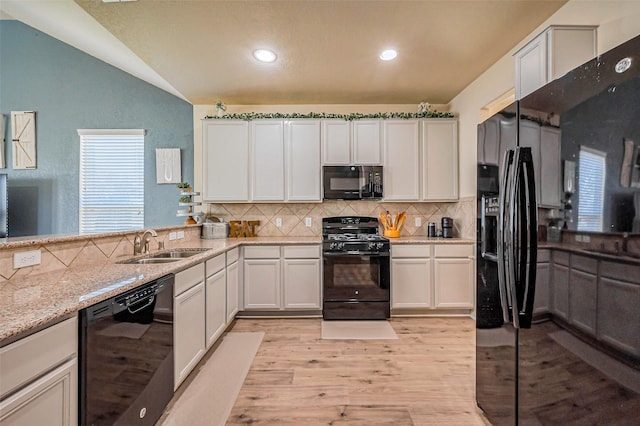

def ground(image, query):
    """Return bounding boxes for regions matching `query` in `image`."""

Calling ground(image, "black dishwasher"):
[79,274,174,426]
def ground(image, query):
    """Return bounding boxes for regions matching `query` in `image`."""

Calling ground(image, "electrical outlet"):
[305,217,312,227]
[582,235,590,243]
[14,250,42,269]
[415,217,422,227]
[169,232,177,241]
[177,231,185,239]
[275,217,282,228]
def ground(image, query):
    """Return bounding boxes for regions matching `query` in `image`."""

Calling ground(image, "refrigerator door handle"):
[497,149,514,324]
[519,149,538,328]
[507,148,520,330]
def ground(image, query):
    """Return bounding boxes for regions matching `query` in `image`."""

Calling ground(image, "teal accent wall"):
[0,20,193,236]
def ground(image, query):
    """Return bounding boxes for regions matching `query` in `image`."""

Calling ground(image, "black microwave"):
[323,166,383,200]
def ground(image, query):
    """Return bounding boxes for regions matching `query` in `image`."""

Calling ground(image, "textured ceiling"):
[71,0,567,105]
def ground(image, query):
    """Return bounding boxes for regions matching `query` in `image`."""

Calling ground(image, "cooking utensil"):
[396,212,406,231]
[379,212,390,229]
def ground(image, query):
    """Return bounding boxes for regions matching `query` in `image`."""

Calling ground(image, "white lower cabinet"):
[226,248,240,322]
[205,254,227,349]
[244,245,321,311]
[391,245,431,308]
[174,263,206,389]
[0,316,78,426]
[391,243,473,311]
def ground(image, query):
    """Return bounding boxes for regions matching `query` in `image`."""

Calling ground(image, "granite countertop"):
[538,242,640,265]
[0,236,320,343]
[387,236,475,244]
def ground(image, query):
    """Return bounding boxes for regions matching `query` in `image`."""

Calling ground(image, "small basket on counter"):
[201,221,229,239]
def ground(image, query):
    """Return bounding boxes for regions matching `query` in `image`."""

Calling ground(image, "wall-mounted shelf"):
[177,191,201,224]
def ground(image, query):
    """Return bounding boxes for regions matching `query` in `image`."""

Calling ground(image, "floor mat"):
[159,331,264,426]
[321,320,398,340]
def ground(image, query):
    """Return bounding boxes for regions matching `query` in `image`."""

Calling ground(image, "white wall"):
[451,0,640,198]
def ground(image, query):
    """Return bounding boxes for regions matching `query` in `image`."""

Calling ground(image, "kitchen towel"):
[321,321,398,340]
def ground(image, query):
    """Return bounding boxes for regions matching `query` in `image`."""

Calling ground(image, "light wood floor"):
[226,317,490,425]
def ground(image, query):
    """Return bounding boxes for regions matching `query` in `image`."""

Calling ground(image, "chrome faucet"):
[133,229,159,255]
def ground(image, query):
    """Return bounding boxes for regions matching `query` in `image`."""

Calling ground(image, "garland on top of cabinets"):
[203,111,454,121]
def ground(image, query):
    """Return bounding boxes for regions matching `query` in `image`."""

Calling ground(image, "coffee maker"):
[441,217,453,238]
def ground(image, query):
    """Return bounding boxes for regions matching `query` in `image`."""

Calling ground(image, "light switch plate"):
[305,217,312,227]
[177,231,185,239]
[275,218,282,228]
[14,250,41,269]
[415,217,422,227]
[169,232,177,241]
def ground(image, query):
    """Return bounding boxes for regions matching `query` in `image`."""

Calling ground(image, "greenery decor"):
[177,182,190,189]
[179,195,192,203]
[204,110,453,121]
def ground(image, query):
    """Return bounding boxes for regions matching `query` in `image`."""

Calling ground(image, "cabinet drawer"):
[175,263,205,296]
[600,261,640,284]
[571,254,598,274]
[434,244,473,258]
[0,316,77,399]
[538,249,550,263]
[553,250,570,266]
[244,245,280,259]
[283,245,319,259]
[392,245,430,258]
[206,254,225,277]
[226,247,240,265]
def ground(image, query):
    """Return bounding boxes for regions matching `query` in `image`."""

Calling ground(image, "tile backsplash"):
[206,197,475,239]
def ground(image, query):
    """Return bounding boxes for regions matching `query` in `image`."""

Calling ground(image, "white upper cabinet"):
[539,126,562,208]
[422,119,458,201]
[383,120,420,201]
[202,120,249,202]
[251,120,285,201]
[477,115,500,166]
[352,120,382,165]
[322,120,351,165]
[515,25,597,99]
[286,120,321,201]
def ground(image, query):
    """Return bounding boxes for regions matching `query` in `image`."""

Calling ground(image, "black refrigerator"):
[476,35,640,425]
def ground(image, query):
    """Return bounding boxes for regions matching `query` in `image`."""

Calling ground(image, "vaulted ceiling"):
[4,1,568,105]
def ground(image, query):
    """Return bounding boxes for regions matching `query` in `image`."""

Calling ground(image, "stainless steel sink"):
[119,248,208,264]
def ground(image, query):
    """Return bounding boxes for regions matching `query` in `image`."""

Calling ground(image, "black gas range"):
[322,216,390,320]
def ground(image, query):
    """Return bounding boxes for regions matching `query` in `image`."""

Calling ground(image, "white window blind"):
[577,146,606,232]
[78,129,145,234]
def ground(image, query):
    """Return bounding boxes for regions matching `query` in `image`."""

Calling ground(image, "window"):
[78,129,145,234]
[577,146,606,232]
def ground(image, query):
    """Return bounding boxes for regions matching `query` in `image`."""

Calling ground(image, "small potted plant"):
[177,182,192,193]
[179,195,192,204]
[215,101,227,117]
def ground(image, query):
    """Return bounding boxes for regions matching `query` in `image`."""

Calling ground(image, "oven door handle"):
[323,251,390,257]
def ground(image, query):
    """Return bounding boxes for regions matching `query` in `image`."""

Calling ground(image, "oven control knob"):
[330,242,337,250]
[376,242,384,249]
[368,242,376,250]
[338,242,345,250]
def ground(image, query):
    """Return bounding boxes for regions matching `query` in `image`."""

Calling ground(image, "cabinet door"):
[515,31,546,99]
[322,120,351,165]
[534,262,550,315]
[352,120,382,165]
[283,258,321,309]
[434,258,474,308]
[539,126,562,207]
[252,120,284,201]
[286,120,321,201]
[519,119,541,204]
[551,264,569,320]
[0,359,77,426]
[422,119,458,200]
[569,269,597,336]
[174,282,205,389]
[203,120,249,201]
[244,259,281,309]
[383,120,420,200]
[597,276,640,357]
[226,261,239,323]
[206,268,227,348]
[391,258,431,308]
[481,116,500,166]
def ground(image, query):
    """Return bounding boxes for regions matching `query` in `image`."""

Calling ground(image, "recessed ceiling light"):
[253,49,277,63]
[615,57,632,73]
[380,49,398,61]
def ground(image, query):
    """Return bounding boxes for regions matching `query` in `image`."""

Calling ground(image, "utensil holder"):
[383,229,400,238]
